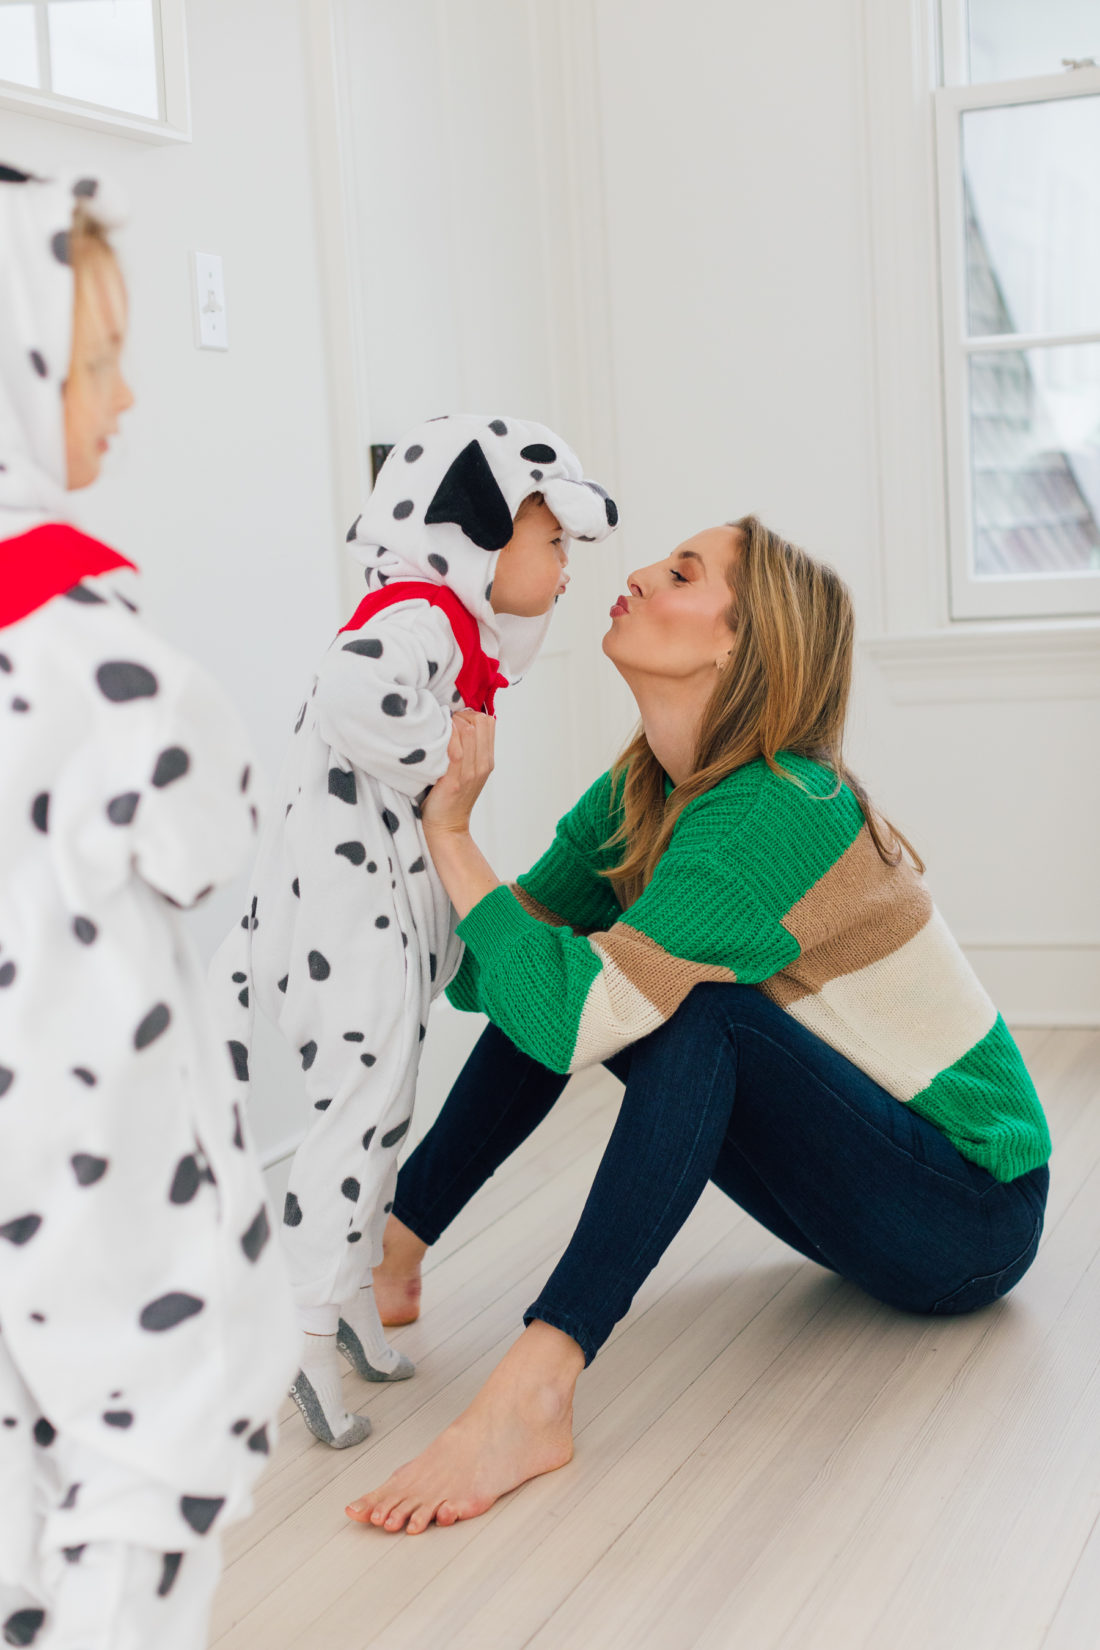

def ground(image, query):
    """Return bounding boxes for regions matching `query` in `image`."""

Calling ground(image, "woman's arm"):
[420,710,501,918]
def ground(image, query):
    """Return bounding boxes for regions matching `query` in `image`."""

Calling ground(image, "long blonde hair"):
[604,514,923,906]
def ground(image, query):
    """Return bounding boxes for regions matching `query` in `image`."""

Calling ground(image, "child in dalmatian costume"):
[212,414,618,1448]
[0,169,298,1648]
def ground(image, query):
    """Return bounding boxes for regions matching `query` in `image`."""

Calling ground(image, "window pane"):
[0,4,40,87]
[968,0,1100,84]
[963,97,1100,338]
[969,344,1100,577]
[48,0,158,118]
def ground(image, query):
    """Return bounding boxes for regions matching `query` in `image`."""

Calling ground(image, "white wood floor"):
[211,1028,1100,1650]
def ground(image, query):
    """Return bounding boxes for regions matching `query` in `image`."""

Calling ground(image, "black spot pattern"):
[179,1495,225,1535]
[294,701,307,734]
[33,1418,55,1447]
[277,975,288,994]
[0,1215,41,1245]
[30,793,48,833]
[247,1424,270,1454]
[72,916,96,944]
[328,767,357,804]
[283,1192,303,1227]
[400,749,426,766]
[232,971,247,983]
[73,177,99,197]
[71,1067,96,1086]
[107,792,139,825]
[374,916,390,929]
[314,1098,331,1111]
[240,1206,270,1262]
[404,444,424,461]
[134,1003,170,1049]
[0,961,15,988]
[230,1418,249,1435]
[169,1155,201,1204]
[342,637,383,658]
[0,1067,13,1097]
[61,1546,86,1563]
[429,953,437,981]
[409,857,426,873]
[0,163,33,181]
[428,553,449,577]
[158,1553,184,1597]
[29,350,47,378]
[520,443,557,463]
[346,514,362,542]
[64,582,105,604]
[360,1053,376,1068]
[292,878,300,898]
[0,655,9,671]
[52,229,71,265]
[228,1041,249,1081]
[95,661,158,702]
[232,1103,244,1149]
[59,1483,80,1509]
[139,1292,204,1332]
[71,1154,107,1186]
[343,1031,364,1042]
[341,1177,360,1202]
[308,950,331,980]
[10,698,29,712]
[381,1119,410,1149]
[152,747,189,787]
[393,499,414,520]
[382,694,407,718]
[489,419,508,435]
[381,809,399,833]
[335,840,366,865]
[2,1608,45,1645]
[300,1041,317,1070]
[347,1231,361,1243]
[102,1410,133,1428]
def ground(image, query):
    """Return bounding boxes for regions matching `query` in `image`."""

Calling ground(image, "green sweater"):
[448,755,1050,1182]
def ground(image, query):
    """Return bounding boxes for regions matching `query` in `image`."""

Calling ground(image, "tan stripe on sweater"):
[765,824,934,1008]
[569,926,738,1071]
[511,883,569,928]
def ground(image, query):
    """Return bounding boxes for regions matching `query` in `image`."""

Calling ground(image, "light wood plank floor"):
[212,1029,1100,1650]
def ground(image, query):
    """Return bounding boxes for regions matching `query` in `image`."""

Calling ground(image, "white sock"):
[290,1332,371,1447]
[337,1284,414,1380]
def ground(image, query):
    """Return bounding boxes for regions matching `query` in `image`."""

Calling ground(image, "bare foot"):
[372,1215,428,1326]
[345,1321,584,1534]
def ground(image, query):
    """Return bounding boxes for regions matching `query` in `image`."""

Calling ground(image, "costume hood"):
[0,164,124,543]
[346,413,618,681]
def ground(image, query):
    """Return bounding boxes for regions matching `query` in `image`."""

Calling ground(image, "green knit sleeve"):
[513,768,624,932]
[448,785,802,1073]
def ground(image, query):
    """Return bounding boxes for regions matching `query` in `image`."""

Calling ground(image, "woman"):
[345,516,1050,1536]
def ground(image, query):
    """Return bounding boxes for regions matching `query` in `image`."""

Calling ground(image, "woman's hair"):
[69,200,116,281]
[603,513,923,906]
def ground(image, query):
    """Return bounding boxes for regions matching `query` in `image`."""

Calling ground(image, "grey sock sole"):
[336,1318,416,1383]
[289,1370,372,1448]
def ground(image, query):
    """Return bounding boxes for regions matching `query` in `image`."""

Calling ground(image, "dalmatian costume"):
[0,168,298,1648]
[212,414,617,1443]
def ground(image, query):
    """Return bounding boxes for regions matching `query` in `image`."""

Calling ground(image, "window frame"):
[0,0,190,144]
[934,17,1100,619]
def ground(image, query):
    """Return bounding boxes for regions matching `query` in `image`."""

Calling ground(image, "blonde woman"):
[347,517,1050,1536]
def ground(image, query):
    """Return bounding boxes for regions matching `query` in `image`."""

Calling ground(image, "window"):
[0,0,189,142]
[936,0,1100,618]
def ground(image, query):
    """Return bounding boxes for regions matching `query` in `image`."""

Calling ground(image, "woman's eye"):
[670,568,687,584]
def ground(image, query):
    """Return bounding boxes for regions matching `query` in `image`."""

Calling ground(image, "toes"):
[384,1499,415,1531]
[434,1501,458,1527]
[345,1498,374,1524]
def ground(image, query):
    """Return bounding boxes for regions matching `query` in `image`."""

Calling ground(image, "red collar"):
[340,580,509,716]
[0,523,136,629]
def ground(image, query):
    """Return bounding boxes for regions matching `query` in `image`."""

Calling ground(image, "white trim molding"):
[863,621,1100,702]
[960,942,1100,1029]
[0,0,191,145]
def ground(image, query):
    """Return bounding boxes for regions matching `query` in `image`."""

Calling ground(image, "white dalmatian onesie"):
[0,167,298,1649]
[211,414,617,1444]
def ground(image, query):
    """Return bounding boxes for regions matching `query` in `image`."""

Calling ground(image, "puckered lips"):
[609,592,631,618]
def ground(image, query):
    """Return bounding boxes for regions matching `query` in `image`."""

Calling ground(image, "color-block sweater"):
[447,754,1050,1183]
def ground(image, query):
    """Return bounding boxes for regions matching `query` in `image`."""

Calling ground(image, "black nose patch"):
[424,440,513,551]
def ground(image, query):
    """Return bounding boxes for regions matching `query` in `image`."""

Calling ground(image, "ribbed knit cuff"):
[456,883,541,960]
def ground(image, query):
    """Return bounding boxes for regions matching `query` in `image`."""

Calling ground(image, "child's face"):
[63,243,134,490]
[489,497,569,617]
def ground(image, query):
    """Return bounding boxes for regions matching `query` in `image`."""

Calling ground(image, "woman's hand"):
[420,710,495,839]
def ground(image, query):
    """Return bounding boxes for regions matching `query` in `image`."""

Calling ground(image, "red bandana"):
[339,581,509,715]
[0,523,136,629]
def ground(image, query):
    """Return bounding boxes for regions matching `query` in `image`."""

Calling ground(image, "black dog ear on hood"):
[424,440,513,551]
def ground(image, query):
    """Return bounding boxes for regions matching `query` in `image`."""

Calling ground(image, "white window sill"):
[861,621,1100,702]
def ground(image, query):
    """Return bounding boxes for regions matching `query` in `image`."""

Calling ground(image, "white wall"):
[0,0,345,1155]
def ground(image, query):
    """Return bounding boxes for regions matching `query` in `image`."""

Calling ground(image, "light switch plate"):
[192,251,228,350]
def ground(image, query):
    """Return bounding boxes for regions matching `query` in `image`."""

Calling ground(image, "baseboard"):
[959,942,1100,1029]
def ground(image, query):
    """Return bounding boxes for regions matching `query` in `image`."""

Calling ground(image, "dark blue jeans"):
[393,985,1049,1365]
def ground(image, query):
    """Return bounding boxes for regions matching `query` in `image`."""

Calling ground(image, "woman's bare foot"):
[372,1215,428,1326]
[345,1320,584,1534]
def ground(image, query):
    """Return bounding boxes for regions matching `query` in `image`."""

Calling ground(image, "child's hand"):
[420,710,495,837]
